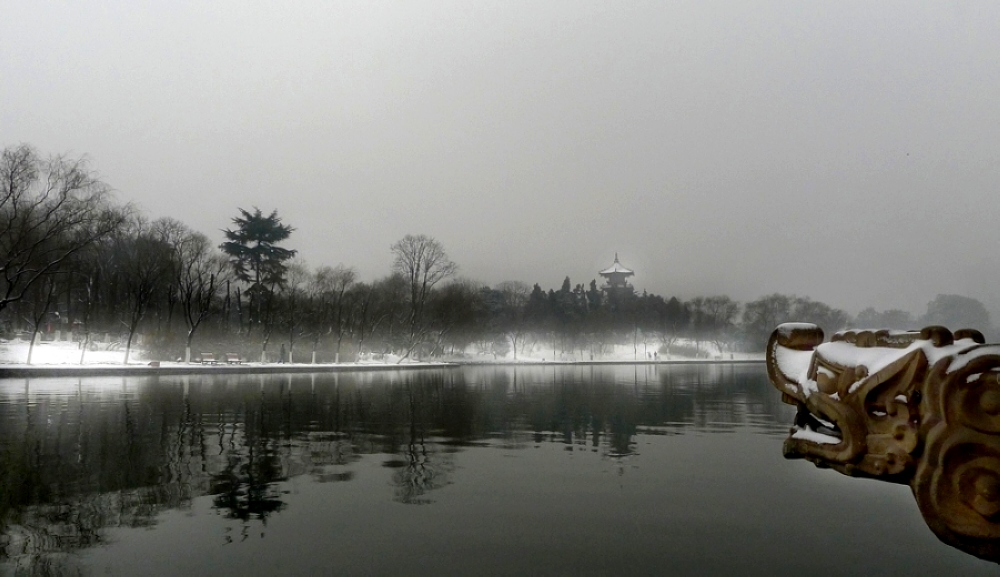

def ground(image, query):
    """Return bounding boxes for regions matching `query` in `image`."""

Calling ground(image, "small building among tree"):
[599,254,635,294]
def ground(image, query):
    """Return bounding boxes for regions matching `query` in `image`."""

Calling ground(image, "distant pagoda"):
[599,253,634,293]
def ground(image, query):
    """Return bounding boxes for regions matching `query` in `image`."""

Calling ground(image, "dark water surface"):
[1,365,996,576]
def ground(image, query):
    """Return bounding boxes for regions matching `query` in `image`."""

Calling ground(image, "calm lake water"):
[1,364,997,576]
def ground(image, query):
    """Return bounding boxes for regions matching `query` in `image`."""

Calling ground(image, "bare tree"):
[73,258,101,364]
[114,218,175,364]
[346,275,405,360]
[792,296,850,334]
[66,235,118,364]
[23,273,61,364]
[700,295,740,356]
[282,259,311,363]
[922,294,991,332]
[390,234,457,361]
[309,265,357,363]
[855,307,915,329]
[742,293,793,350]
[496,280,530,360]
[156,219,230,362]
[425,278,482,356]
[740,294,847,350]
[0,144,128,315]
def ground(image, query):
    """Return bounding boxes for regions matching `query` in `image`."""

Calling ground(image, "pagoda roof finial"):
[599,254,634,276]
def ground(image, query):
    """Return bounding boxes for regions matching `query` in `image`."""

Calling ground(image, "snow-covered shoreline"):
[0,338,764,378]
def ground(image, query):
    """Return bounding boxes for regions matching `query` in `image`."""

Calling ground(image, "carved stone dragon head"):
[767,323,1000,561]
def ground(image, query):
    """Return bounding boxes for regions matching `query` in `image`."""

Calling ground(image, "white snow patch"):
[774,346,813,390]
[774,335,992,398]
[777,322,818,337]
[816,341,910,375]
[812,415,835,429]
[0,339,129,365]
[816,338,985,393]
[791,426,841,445]
[947,345,1000,374]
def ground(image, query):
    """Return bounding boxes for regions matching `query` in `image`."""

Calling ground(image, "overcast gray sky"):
[3,1,998,318]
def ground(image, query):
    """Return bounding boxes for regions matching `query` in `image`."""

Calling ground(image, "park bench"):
[225,353,242,365]
[199,353,218,365]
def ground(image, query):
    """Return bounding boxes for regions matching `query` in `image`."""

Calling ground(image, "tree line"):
[1,144,993,363]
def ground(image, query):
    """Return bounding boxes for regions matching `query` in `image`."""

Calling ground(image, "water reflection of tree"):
[383,377,455,504]
[0,380,195,571]
[644,365,788,431]
[388,440,454,505]
[309,437,358,483]
[509,368,641,457]
[209,396,287,523]
[0,366,787,567]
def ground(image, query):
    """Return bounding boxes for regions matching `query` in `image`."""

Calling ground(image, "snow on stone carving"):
[766,323,1000,562]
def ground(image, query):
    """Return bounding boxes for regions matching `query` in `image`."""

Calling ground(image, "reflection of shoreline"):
[0,359,764,378]
[0,363,459,378]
